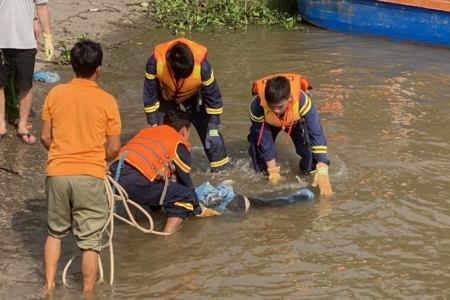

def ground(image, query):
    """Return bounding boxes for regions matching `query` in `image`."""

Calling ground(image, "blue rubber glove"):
[205,123,222,152]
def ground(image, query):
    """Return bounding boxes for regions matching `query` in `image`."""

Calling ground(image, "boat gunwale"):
[377,0,450,12]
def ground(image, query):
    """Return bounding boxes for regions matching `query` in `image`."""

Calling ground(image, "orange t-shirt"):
[42,78,121,179]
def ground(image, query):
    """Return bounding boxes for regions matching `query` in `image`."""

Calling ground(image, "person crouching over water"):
[109,110,220,234]
[143,38,230,172]
[247,74,333,196]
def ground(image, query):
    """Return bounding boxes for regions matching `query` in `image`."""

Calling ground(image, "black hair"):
[264,76,291,104]
[70,40,103,78]
[168,43,194,80]
[163,110,192,132]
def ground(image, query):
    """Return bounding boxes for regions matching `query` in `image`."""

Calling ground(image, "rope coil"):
[62,175,170,287]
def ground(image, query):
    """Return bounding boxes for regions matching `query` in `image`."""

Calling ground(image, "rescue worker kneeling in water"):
[109,110,220,234]
[143,38,230,172]
[247,74,333,196]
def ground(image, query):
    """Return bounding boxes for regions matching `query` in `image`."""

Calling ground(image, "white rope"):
[62,175,171,288]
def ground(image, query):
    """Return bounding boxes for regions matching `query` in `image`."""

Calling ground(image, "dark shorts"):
[109,162,197,219]
[0,48,37,90]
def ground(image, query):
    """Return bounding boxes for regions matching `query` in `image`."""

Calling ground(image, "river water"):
[1,26,450,299]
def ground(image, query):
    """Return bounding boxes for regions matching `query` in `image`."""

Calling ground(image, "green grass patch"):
[145,0,304,34]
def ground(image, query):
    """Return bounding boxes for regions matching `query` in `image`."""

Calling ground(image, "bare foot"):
[0,123,7,138]
[16,131,36,144]
[41,282,55,295]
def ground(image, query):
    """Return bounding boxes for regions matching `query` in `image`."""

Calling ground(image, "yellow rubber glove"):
[267,166,282,184]
[43,32,54,61]
[311,163,333,196]
[196,203,221,217]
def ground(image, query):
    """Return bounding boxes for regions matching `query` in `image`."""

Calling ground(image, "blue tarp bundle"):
[33,71,60,83]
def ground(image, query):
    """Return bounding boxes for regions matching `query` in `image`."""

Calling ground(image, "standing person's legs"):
[0,87,5,137]
[6,49,37,143]
[5,71,20,120]
[70,175,108,293]
[18,89,33,135]
[0,50,10,136]
[4,71,36,130]
[43,236,61,291]
[81,250,99,293]
[44,176,73,292]
[184,97,229,172]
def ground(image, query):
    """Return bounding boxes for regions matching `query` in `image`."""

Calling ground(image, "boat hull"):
[296,0,450,48]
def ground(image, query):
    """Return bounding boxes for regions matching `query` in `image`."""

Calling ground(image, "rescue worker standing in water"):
[143,38,230,172]
[247,74,333,196]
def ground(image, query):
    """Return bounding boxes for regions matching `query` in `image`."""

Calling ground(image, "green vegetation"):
[145,0,304,34]
[52,33,91,65]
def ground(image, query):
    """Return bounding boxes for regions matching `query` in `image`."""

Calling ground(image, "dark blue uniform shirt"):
[143,55,223,126]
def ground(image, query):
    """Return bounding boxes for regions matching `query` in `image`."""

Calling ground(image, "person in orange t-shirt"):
[40,40,121,295]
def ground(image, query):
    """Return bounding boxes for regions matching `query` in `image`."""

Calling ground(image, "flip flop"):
[16,132,36,144]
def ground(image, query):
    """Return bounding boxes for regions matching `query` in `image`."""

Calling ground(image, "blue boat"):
[296,0,450,48]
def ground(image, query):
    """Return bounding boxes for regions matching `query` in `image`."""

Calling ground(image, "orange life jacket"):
[154,38,208,103]
[116,125,191,182]
[252,73,311,129]
[252,73,311,144]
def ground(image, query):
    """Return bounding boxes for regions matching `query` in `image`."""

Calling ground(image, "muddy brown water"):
[1,26,450,299]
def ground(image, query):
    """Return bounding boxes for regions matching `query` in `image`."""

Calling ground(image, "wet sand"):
[36,0,155,71]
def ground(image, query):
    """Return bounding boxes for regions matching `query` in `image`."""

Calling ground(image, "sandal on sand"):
[0,133,6,141]
[16,132,36,144]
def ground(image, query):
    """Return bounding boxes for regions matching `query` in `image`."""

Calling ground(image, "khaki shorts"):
[46,176,108,252]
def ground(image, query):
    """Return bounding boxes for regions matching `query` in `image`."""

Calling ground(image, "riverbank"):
[36,0,155,71]
[0,0,155,210]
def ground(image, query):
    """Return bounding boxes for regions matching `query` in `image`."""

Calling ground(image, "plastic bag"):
[33,71,60,83]
[196,181,235,212]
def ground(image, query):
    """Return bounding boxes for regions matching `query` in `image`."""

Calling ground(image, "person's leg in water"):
[184,96,230,172]
[289,121,316,173]
[225,191,314,213]
[197,180,314,213]
[224,194,297,212]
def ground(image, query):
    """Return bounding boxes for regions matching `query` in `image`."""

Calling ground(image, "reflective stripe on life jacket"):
[116,125,191,182]
[154,38,208,103]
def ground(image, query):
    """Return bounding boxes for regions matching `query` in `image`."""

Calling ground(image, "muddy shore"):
[36,0,156,71]
[0,1,159,216]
